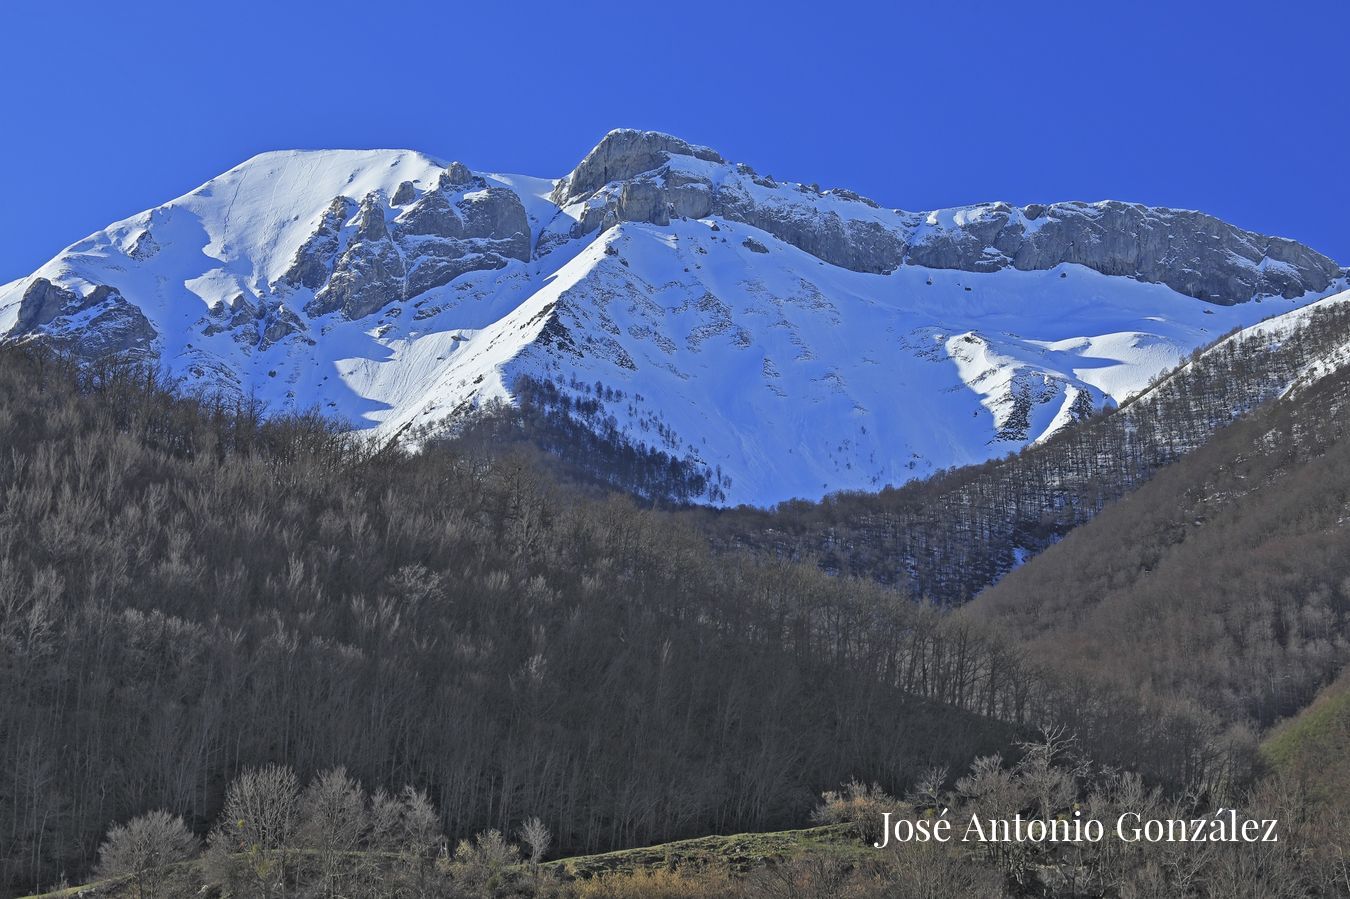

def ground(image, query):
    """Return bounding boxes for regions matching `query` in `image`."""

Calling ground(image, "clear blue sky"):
[3,0,1347,282]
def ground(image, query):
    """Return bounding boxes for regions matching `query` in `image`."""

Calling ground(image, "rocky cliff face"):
[284,163,531,320]
[11,279,157,358]
[551,130,724,206]
[549,130,1341,304]
[903,201,1339,303]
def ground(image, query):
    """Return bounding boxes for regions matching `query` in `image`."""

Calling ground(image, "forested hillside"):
[0,347,1051,895]
[8,299,1350,894]
[968,344,1350,779]
[702,294,1350,604]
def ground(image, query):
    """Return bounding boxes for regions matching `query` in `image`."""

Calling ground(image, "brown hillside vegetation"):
[970,356,1350,784]
[8,318,1350,894]
[0,347,1038,894]
[703,299,1350,605]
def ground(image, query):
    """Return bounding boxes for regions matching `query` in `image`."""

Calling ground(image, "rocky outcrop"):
[260,304,307,348]
[309,193,407,319]
[201,294,261,340]
[10,279,156,358]
[714,180,909,274]
[128,228,159,260]
[396,189,463,239]
[14,279,83,333]
[905,201,1342,303]
[281,197,355,290]
[291,167,531,319]
[549,131,1341,304]
[665,168,714,219]
[551,130,723,206]
[457,187,530,257]
[440,161,475,189]
[391,181,417,206]
[617,180,669,228]
[549,164,909,274]
[398,184,530,299]
[201,295,310,349]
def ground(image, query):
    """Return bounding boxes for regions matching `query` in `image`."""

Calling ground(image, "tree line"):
[970,334,1350,766]
[89,729,1350,897]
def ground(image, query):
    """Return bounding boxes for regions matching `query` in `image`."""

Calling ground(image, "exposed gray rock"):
[396,189,463,239]
[14,278,83,332]
[668,183,713,219]
[399,186,530,297]
[549,134,909,274]
[738,200,856,268]
[352,193,390,241]
[439,161,476,189]
[309,193,406,319]
[457,187,530,259]
[280,197,355,290]
[391,181,417,206]
[823,188,880,209]
[260,304,307,348]
[547,166,712,247]
[665,168,714,219]
[404,245,508,298]
[201,294,259,338]
[10,279,156,358]
[399,183,529,249]
[291,181,532,319]
[564,197,620,242]
[66,301,157,358]
[550,131,1339,302]
[905,202,1343,303]
[200,294,308,348]
[551,129,723,206]
[713,178,909,274]
[128,228,160,260]
[618,180,669,227]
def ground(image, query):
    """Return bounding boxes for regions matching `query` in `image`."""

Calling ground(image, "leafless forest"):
[4,322,1350,895]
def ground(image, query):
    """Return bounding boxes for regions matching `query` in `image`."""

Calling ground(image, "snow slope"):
[2,134,1344,506]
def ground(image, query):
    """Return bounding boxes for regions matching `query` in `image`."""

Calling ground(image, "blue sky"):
[2,0,1347,282]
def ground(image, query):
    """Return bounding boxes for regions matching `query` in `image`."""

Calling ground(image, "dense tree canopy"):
[0,349,1030,893]
[7,293,1350,895]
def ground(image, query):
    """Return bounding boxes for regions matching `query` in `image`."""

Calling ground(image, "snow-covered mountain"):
[2,130,1344,506]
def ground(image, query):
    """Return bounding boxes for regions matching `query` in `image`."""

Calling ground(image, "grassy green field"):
[1261,670,1350,808]
[542,824,862,878]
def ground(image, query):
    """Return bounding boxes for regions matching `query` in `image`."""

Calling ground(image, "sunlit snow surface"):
[0,149,1343,506]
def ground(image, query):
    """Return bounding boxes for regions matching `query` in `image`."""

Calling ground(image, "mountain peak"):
[552,129,724,206]
[2,137,1347,506]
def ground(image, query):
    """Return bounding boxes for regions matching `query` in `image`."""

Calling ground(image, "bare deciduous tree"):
[449,829,520,892]
[299,767,367,899]
[518,816,551,864]
[96,810,197,899]
[208,764,300,898]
